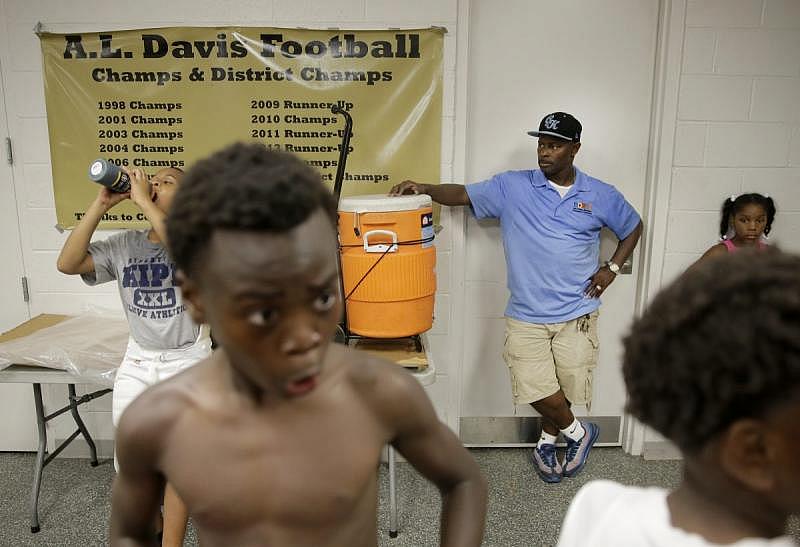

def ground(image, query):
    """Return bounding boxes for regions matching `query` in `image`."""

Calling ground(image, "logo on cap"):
[527,111,582,142]
[544,115,560,130]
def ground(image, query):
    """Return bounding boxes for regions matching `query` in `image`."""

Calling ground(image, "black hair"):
[153,166,183,177]
[719,193,776,239]
[623,250,800,454]
[166,142,338,276]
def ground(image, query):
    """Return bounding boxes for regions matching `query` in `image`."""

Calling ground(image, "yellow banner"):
[39,27,444,229]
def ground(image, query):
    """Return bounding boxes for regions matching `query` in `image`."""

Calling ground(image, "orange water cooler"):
[338,194,436,338]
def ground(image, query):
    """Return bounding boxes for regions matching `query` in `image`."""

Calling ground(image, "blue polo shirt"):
[465,167,640,324]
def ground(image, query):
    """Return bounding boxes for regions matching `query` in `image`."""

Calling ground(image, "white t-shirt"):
[557,481,796,547]
[549,179,571,198]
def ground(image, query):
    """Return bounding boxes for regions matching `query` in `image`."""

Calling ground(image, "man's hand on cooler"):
[389,180,428,196]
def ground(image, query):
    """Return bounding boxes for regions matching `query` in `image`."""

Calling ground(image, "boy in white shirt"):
[558,250,800,547]
[58,166,208,546]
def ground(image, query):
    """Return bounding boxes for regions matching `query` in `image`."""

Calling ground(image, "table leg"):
[388,446,398,538]
[68,384,99,467]
[30,383,46,533]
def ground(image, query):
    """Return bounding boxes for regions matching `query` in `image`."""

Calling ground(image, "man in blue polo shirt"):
[390,112,643,483]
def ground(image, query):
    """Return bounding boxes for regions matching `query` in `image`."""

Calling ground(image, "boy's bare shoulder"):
[115,358,212,460]
[335,342,410,382]
[333,344,428,415]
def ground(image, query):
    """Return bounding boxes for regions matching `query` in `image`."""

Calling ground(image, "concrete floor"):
[1,447,794,546]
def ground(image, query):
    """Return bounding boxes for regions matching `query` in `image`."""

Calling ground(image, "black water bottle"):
[88,159,130,192]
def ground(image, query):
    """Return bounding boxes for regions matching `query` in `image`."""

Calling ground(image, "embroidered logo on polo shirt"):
[573,200,593,214]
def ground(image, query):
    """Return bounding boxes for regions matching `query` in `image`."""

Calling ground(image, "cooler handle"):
[363,230,398,254]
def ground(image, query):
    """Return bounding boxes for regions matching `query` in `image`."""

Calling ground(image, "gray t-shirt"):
[81,230,200,350]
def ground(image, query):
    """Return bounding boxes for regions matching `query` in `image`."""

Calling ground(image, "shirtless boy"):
[110,142,487,546]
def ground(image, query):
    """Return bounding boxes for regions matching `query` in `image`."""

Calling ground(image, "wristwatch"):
[606,260,620,274]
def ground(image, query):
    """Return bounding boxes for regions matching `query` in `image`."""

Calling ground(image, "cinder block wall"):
[3,0,798,455]
[0,0,462,453]
[662,0,800,283]
[642,0,800,455]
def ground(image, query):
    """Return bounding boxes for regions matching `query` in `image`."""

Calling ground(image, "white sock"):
[537,431,558,448]
[561,419,585,442]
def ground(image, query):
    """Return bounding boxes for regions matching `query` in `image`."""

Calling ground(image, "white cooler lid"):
[338,193,432,213]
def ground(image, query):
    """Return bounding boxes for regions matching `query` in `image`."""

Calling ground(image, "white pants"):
[112,328,211,470]
[112,327,212,428]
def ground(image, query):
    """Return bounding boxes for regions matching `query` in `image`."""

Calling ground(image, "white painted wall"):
[638,0,800,454]
[662,0,800,285]
[460,0,658,431]
[2,0,798,456]
[0,0,463,452]
[0,51,38,451]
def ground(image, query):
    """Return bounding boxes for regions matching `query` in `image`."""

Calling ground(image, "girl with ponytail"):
[697,193,775,262]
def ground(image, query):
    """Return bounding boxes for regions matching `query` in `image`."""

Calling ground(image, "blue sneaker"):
[532,443,562,483]
[562,422,599,478]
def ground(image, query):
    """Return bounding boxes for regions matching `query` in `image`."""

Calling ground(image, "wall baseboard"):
[642,440,682,461]
[460,416,621,446]
[47,434,678,463]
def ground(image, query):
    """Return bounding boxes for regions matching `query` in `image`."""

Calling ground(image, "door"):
[0,54,36,450]
[460,0,658,445]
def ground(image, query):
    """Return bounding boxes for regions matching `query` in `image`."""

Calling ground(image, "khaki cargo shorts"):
[502,311,599,407]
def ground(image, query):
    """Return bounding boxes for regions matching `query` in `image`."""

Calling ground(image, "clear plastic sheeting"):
[0,310,128,386]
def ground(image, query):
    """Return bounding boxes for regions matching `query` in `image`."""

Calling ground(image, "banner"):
[39,27,444,229]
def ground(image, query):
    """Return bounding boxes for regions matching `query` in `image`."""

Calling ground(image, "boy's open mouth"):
[285,373,318,397]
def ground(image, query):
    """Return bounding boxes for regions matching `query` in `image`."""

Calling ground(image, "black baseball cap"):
[527,112,582,142]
